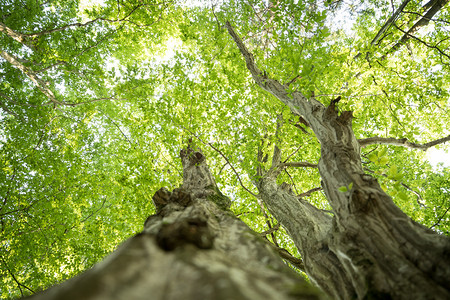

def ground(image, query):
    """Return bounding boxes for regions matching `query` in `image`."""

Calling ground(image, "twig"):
[98,109,135,148]
[430,206,450,229]
[364,168,427,207]
[284,169,299,195]
[282,145,303,163]
[0,255,35,296]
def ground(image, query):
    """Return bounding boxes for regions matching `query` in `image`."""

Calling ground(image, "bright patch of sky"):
[79,0,106,21]
[426,148,450,167]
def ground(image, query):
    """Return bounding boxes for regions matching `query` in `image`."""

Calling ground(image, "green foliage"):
[1,0,449,298]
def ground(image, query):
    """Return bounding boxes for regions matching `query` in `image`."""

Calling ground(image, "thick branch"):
[275,247,305,271]
[388,0,449,54]
[0,22,33,48]
[282,161,318,168]
[298,187,322,198]
[271,114,283,169]
[0,50,60,104]
[371,0,412,45]
[358,134,450,150]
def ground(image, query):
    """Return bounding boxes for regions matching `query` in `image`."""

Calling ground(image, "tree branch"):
[0,255,35,297]
[0,95,23,120]
[298,187,322,198]
[0,48,115,107]
[271,114,283,169]
[259,221,280,236]
[0,22,34,48]
[0,49,58,104]
[14,4,146,38]
[364,168,427,207]
[281,161,318,168]
[388,0,449,55]
[371,0,412,45]
[98,109,135,148]
[430,206,450,229]
[358,134,450,150]
[273,246,305,271]
[392,23,450,60]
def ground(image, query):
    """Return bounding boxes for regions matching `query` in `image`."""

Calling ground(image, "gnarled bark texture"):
[257,175,356,299]
[25,145,325,300]
[226,21,450,300]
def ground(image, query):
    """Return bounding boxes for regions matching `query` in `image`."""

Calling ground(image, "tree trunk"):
[226,22,450,299]
[25,145,325,300]
[257,175,356,299]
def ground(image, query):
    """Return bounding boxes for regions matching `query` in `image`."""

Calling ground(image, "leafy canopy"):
[0,0,449,298]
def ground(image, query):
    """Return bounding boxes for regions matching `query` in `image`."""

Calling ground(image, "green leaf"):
[338,186,348,192]
[397,191,409,201]
[389,165,398,177]
[368,153,378,163]
[378,148,388,158]
[379,156,389,165]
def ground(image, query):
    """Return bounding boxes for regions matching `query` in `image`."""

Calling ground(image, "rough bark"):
[257,174,356,299]
[25,145,325,300]
[226,21,450,299]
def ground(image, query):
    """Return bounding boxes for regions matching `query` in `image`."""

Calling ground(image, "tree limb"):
[0,22,34,48]
[0,49,59,104]
[271,114,283,169]
[393,23,450,60]
[0,50,115,107]
[274,246,305,271]
[388,0,449,55]
[282,161,318,168]
[371,0,412,45]
[259,221,280,236]
[298,187,322,198]
[358,134,450,150]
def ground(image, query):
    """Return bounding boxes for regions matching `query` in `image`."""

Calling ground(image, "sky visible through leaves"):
[0,0,449,298]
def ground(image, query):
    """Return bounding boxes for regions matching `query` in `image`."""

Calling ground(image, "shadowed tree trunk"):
[25,145,325,300]
[226,21,450,300]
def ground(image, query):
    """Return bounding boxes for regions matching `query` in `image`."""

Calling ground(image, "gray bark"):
[226,21,450,299]
[257,175,356,299]
[25,145,325,300]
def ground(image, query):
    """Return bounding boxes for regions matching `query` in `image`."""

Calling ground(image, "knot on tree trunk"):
[156,217,214,251]
[152,187,193,211]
